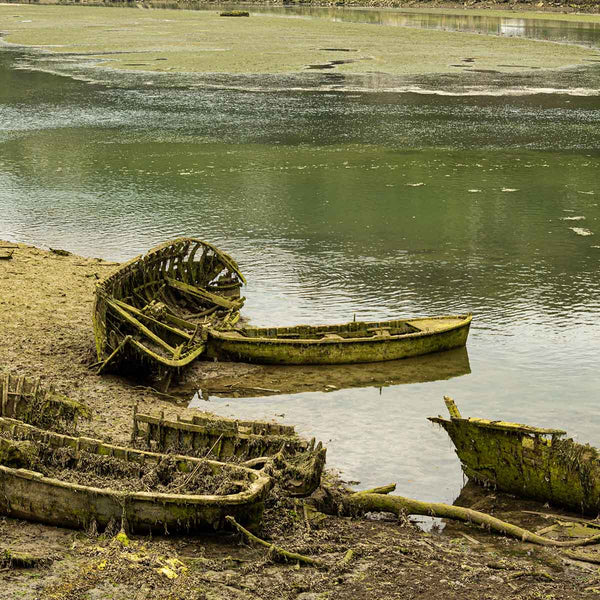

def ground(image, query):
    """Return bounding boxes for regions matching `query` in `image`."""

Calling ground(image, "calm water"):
[1,7,599,503]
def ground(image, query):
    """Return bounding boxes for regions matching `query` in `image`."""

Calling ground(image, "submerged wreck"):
[93,238,246,375]
[132,408,326,497]
[206,314,472,365]
[0,416,271,533]
[430,397,600,515]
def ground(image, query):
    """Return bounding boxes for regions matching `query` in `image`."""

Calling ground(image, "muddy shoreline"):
[2,240,600,598]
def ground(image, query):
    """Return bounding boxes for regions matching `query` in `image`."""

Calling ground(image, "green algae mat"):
[0,4,596,75]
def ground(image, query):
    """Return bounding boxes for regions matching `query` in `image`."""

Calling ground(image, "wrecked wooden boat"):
[206,314,472,365]
[93,238,246,375]
[0,372,89,433]
[132,408,326,497]
[0,416,271,533]
[430,397,600,515]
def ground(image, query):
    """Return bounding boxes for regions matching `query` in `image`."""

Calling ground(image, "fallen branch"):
[523,511,600,529]
[343,491,600,547]
[225,516,325,568]
[508,570,554,581]
[563,550,600,565]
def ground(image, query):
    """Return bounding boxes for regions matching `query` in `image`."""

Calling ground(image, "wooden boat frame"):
[0,372,89,433]
[206,314,472,365]
[430,397,600,515]
[93,238,246,375]
[0,416,271,533]
[132,408,326,497]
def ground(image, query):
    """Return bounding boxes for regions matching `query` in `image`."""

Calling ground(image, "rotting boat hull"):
[0,372,89,432]
[0,417,271,534]
[133,409,326,497]
[430,398,600,515]
[207,314,472,365]
[92,237,246,376]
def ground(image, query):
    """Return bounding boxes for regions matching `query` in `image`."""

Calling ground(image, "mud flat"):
[0,4,597,76]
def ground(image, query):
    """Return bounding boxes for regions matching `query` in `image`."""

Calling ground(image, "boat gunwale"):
[210,314,472,345]
[134,413,306,447]
[428,414,567,437]
[96,237,247,293]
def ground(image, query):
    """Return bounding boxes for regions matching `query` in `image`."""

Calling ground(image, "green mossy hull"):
[208,315,471,365]
[431,415,600,515]
[0,417,271,534]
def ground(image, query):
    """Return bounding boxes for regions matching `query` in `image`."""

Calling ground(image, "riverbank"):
[0,3,597,76]
[2,240,600,598]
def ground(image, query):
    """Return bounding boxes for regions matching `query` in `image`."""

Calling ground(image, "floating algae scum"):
[430,397,600,515]
[0,4,596,77]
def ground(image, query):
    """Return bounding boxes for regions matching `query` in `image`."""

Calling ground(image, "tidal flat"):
[0,3,597,75]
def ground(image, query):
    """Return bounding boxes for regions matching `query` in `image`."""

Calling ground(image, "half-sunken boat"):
[206,314,472,365]
[1,372,89,433]
[93,238,246,375]
[430,397,600,515]
[132,408,326,497]
[0,416,271,533]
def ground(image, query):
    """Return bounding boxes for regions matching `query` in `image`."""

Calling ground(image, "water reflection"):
[180,347,471,399]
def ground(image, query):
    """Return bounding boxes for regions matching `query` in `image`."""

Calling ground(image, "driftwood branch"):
[343,491,600,548]
[225,516,325,568]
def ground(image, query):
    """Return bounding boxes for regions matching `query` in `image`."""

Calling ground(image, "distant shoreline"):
[1,0,600,15]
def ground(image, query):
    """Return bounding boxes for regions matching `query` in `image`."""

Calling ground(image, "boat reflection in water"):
[182,346,470,400]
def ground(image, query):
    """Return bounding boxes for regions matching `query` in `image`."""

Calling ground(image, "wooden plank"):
[106,300,176,354]
[1,373,8,416]
[166,277,241,310]
[112,299,192,340]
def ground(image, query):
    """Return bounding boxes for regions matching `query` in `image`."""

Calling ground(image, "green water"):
[1,9,599,502]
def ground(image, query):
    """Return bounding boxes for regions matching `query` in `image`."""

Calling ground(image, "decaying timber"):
[0,372,89,433]
[93,238,246,376]
[132,408,326,496]
[430,397,600,515]
[206,314,472,365]
[0,416,271,533]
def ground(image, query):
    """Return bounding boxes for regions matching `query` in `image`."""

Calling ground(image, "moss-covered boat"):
[0,416,271,533]
[430,397,600,515]
[93,238,246,376]
[132,408,326,497]
[0,372,89,433]
[206,314,472,365]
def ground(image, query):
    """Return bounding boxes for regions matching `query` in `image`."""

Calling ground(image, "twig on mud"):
[124,384,183,402]
[204,434,224,459]
[563,550,600,565]
[225,516,326,568]
[508,570,554,581]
